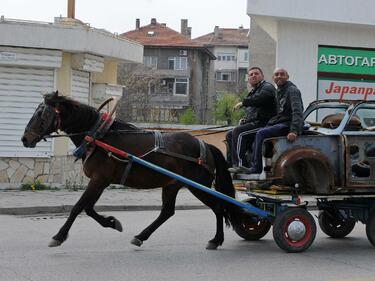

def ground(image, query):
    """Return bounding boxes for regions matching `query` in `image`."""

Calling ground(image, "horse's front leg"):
[48,178,109,247]
[85,201,123,232]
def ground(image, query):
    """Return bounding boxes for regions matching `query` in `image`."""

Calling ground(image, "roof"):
[194,28,249,47]
[120,21,215,59]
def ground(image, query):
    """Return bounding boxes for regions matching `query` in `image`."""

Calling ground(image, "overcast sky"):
[1,0,250,38]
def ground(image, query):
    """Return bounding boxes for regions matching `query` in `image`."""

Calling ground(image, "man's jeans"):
[250,123,290,171]
[226,123,261,167]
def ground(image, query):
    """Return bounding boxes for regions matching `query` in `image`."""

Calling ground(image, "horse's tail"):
[207,144,238,228]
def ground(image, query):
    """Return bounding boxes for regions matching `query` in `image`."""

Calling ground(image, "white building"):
[0,16,142,187]
[247,0,375,106]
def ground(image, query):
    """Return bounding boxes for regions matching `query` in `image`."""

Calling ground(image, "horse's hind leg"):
[49,178,109,247]
[131,184,181,247]
[187,184,225,250]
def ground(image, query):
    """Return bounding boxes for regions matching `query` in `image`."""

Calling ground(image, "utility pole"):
[67,0,75,19]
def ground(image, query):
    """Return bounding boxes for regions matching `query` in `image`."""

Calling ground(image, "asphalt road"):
[1,210,375,281]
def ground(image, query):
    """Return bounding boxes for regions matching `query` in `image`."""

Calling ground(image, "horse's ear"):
[44,91,59,106]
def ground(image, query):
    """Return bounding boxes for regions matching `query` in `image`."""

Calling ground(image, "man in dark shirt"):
[248,68,304,174]
[226,67,276,173]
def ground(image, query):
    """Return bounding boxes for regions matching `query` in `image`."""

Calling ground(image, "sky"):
[1,0,250,38]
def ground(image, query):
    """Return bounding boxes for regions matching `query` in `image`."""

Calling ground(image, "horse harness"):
[82,116,213,185]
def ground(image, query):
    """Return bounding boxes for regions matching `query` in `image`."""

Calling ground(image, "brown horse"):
[21,91,237,250]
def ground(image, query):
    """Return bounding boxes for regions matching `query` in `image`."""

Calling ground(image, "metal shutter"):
[71,70,90,104]
[0,66,54,157]
[69,70,90,153]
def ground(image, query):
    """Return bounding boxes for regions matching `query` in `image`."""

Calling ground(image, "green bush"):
[215,93,244,125]
[179,107,198,125]
[20,179,52,191]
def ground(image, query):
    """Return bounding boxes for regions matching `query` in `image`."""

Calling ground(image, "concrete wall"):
[248,18,276,82]
[0,156,88,189]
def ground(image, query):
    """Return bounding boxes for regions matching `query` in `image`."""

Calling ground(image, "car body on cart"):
[237,99,375,195]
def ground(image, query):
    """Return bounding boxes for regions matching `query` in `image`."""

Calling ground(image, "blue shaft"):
[129,154,271,218]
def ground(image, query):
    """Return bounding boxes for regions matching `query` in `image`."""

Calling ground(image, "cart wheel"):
[234,212,271,241]
[318,210,356,238]
[233,199,271,241]
[273,208,316,253]
[366,211,375,247]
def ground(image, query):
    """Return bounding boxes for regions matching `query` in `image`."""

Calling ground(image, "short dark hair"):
[248,67,263,75]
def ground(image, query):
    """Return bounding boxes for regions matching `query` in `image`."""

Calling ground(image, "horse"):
[21,91,238,250]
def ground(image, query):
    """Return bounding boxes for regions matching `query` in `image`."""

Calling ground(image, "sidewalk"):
[0,187,317,216]
[0,188,212,215]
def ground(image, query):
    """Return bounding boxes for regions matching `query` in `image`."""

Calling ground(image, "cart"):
[85,136,375,253]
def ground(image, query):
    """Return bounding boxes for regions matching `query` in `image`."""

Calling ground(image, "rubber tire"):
[318,210,356,239]
[273,208,317,253]
[366,211,375,247]
[234,212,272,241]
[233,199,271,241]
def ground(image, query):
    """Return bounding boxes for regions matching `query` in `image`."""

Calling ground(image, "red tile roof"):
[194,28,249,47]
[121,22,201,48]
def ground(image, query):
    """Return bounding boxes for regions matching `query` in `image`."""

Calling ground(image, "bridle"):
[25,103,62,141]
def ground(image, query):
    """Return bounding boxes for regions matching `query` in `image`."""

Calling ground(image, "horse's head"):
[21,91,62,148]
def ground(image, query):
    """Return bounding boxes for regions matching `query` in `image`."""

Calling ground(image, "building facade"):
[194,26,250,98]
[0,17,142,188]
[119,19,215,124]
[247,0,375,106]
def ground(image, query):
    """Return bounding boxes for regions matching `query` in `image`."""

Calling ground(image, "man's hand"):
[233,102,243,110]
[287,132,297,142]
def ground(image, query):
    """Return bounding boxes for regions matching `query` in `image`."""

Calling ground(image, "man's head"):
[273,68,289,87]
[248,67,264,87]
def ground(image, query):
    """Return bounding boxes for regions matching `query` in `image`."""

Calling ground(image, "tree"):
[215,93,245,125]
[117,63,161,122]
[179,107,198,124]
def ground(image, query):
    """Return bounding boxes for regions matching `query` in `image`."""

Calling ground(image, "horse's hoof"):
[48,239,63,247]
[111,217,122,232]
[205,241,219,250]
[131,237,143,247]
[115,220,123,232]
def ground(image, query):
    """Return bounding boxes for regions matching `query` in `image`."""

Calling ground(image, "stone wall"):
[0,156,89,189]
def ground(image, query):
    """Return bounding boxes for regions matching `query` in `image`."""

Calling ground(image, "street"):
[1,209,375,281]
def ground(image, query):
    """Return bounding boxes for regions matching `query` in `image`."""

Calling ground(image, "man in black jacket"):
[248,68,304,174]
[226,67,276,173]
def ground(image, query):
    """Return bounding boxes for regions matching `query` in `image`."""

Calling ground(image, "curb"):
[0,204,208,216]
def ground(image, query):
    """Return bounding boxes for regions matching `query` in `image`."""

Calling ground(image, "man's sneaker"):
[228,166,252,174]
[228,166,241,173]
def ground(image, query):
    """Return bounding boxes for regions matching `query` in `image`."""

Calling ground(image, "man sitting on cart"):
[226,67,277,174]
[246,67,304,174]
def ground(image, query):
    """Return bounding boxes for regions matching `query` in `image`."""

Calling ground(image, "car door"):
[343,103,375,190]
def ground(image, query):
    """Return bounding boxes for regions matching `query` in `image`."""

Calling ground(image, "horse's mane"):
[44,91,141,132]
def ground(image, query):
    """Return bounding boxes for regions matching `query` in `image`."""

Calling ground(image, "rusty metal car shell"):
[272,146,336,193]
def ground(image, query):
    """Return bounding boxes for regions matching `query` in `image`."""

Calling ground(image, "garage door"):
[0,66,54,157]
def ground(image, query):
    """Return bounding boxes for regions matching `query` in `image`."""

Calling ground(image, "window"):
[216,52,236,62]
[216,71,232,81]
[175,78,188,95]
[244,52,249,61]
[143,56,158,68]
[168,57,187,70]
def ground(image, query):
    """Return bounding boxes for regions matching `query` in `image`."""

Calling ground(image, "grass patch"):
[20,179,56,191]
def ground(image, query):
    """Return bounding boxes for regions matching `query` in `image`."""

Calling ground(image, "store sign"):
[318,79,375,101]
[318,47,375,75]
